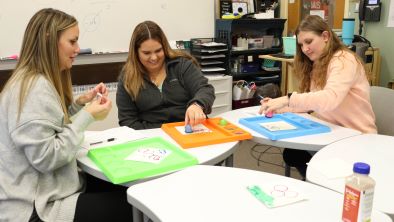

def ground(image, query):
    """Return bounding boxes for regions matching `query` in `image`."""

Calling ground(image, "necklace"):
[150,66,166,87]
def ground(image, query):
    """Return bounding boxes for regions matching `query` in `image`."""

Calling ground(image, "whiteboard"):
[0,0,214,58]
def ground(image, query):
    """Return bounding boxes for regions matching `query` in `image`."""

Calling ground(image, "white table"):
[219,106,362,151]
[126,165,391,222]
[307,134,394,219]
[77,128,239,186]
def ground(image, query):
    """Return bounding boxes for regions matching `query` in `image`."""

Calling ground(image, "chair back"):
[370,86,394,136]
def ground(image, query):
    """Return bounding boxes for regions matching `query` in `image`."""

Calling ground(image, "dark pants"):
[283,148,313,178]
[30,174,133,222]
[74,174,133,222]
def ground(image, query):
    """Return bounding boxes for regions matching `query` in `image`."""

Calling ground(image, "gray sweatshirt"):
[0,75,94,221]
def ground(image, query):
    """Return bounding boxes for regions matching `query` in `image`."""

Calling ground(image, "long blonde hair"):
[2,8,77,122]
[122,20,197,99]
[294,15,362,92]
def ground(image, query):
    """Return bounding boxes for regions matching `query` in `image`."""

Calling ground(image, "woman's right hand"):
[76,82,108,106]
[85,96,112,120]
[258,96,289,115]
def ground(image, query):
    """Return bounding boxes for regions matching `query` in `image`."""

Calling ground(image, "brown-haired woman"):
[258,15,376,178]
[117,20,215,130]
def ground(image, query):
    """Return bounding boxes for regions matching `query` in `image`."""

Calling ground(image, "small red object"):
[265,111,273,118]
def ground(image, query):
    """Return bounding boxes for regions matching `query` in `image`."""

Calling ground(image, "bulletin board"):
[0,0,215,58]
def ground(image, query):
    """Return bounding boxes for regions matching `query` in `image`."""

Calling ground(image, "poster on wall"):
[302,0,333,27]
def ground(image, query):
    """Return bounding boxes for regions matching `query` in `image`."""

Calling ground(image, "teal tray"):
[88,137,198,184]
[239,113,331,140]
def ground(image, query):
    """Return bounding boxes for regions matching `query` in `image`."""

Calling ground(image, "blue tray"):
[239,113,331,140]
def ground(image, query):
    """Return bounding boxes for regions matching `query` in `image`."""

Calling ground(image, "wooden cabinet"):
[365,47,381,86]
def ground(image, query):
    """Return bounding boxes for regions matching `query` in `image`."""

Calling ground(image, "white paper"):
[259,121,297,131]
[200,42,226,47]
[125,148,171,164]
[175,124,212,135]
[308,158,353,179]
[201,67,226,72]
[388,0,394,27]
[250,183,308,208]
[242,107,262,116]
[198,54,226,59]
[310,10,325,19]
[200,48,228,53]
[200,60,223,65]
[81,126,146,149]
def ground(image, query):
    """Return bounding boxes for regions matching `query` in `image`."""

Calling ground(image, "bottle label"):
[342,185,374,222]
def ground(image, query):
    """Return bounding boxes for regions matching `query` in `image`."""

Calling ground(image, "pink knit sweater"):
[288,50,377,133]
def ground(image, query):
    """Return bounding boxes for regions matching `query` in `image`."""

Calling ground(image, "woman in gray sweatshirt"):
[0,8,132,222]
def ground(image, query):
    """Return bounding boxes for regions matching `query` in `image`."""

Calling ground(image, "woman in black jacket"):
[117,21,215,130]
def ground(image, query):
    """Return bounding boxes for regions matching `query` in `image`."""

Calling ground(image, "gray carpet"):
[233,140,303,180]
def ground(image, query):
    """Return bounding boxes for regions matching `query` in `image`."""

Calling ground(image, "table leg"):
[133,206,144,222]
[284,63,289,95]
[225,154,234,167]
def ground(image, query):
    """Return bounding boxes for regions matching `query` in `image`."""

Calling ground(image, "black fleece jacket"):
[116,57,215,130]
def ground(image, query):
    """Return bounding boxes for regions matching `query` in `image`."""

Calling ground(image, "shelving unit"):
[189,38,232,115]
[215,18,286,86]
[190,38,228,75]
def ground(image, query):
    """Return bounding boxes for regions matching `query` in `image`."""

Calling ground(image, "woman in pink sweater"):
[259,15,376,134]
[259,15,377,178]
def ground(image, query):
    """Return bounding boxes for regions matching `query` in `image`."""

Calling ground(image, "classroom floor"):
[233,140,303,180]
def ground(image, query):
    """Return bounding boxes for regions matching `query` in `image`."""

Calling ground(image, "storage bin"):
[232,98,259,109]
[283,37,296,55]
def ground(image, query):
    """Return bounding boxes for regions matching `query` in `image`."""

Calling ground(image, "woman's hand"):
[185,103,206,127]
[258,96,289,115]
[76,82,109,106]
[85,96,112,121]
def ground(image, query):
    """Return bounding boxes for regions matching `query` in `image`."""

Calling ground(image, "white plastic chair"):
[370,86,394,136]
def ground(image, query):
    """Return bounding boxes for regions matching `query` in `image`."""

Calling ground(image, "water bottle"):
[342,162,375,222]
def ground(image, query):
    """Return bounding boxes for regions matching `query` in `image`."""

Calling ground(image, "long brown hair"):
[122,20,197,99]
[2,8,77,122]
[294,15,361,92]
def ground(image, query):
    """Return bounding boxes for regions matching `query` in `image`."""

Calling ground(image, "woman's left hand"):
[258,96,289,114]
[76,82,109,106]
[185,103,206,127]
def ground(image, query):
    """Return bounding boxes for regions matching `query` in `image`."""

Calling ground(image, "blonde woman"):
[117,21,215,130]
[0,9,132,221]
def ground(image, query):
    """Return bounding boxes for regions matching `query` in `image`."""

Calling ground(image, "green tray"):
[88,137,198,184]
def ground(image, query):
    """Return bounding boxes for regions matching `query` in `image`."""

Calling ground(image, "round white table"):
[219,106,361,151]
[77,128,239,186]
[307,134,394,219]
[127,165,391,222]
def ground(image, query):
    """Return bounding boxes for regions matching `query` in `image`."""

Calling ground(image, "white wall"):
[0,0,214,58]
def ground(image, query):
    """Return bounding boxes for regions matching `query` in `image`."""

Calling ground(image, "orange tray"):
[161,117,252,148]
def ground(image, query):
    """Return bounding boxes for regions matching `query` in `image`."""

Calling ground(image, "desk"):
[219,106,361,151]
[260,48,381,95]
[259,54,296,95]
[307,134,394,218]
[77,128,239,186]
[126,165,391,222]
